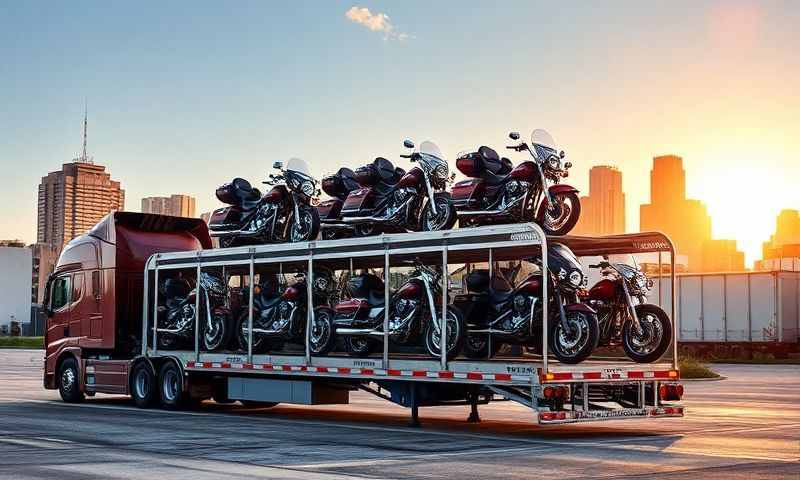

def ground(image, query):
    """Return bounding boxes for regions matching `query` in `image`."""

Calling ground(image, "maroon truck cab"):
[43,212,211,392]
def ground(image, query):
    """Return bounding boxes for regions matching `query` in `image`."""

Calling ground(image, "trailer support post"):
[195,261,201,361]
[247,250,254,363]
[383,248,390,369]
[305,253,314,366]
[487,248,493,359]
[151,260,159,356]
[441,246,448,371]
[408,382,420,428]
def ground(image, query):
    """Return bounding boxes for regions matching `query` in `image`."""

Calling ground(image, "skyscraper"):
[572,165,625,236]
[141,194,196,218]
[37,112,125,248]
[640,155,712,271]
[756,209,800,271]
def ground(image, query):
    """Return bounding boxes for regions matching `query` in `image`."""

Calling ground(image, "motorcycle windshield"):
[530,129,558,161]
[419,140,446,162]
[286,157,316,182]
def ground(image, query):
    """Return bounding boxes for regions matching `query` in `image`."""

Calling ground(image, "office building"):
[572,165,625,236]
[0,245,33,329]
[141,194,196,218]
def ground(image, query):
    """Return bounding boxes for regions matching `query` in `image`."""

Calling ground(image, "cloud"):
[345,6,410,41]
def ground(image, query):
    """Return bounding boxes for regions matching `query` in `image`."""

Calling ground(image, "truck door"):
[71,272,85,339]
[47,274,72,344]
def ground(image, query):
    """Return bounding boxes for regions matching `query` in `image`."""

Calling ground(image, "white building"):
[0,246,33,330]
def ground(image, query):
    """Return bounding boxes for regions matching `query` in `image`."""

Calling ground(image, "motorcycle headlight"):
[635,273,648,291]
[314,276,329,292]
[301,181,315,197]
[432,163,449,181]
[569,270,582,287]
[547,157,561,170]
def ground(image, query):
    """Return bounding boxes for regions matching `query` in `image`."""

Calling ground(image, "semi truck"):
[44,212,683,425]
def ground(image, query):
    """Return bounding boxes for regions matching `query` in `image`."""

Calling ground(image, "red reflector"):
[676,384,684,397]
[544,387,555,399]
[659,384,668,399]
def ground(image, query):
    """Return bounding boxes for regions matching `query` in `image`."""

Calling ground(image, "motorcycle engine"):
[389,298,417,331]
[393,187,416,205]
[271,302,293,331]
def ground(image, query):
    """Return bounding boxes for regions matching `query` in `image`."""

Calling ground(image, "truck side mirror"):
[509,132,520,140]
[403,139,415,149]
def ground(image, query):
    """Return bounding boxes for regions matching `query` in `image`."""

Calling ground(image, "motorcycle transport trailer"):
[46,214,682,425]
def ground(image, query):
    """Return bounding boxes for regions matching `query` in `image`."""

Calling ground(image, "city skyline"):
[1,2,798,266]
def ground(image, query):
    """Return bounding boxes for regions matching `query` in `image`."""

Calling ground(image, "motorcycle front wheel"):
[203,309,232,351]
[622,304,672,363]
[236,311,268,354]
[548,310,599,364]
[419,192,457,232]
[290,206,321,242]
[539,191,581,236]
[424,306,466,361]
[309,307,336,356]
[345,336,378,357]
[463,334,503,359]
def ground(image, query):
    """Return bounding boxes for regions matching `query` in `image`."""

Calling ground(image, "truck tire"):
[131,362,158,408]
[158,361,188,410]
[58,357,84,403]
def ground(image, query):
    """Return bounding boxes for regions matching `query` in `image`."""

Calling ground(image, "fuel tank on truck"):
[43,212,211,389]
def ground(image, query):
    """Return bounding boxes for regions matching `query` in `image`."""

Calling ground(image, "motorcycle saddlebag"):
[208,206,246,231]
[316,199,343,221]
[341,188,375,214]
[451,178,485,208]
[216,178,260,205]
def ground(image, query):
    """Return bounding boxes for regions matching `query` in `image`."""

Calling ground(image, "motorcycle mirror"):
[559,150,565,159]
[273,161,283,170]
[403,139,415,149]
[509,132,520,140]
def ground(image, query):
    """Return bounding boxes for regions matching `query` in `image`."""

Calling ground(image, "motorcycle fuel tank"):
[509,161,537,182]
[282,285,303,301]
[395,279,423,298]
[264,185,286,203]
[588,278,618,301]
[516,276,542,295]
[451,178,485,208]
[395,167,423,189]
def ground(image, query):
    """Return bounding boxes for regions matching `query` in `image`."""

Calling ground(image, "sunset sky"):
[1,1,798,265]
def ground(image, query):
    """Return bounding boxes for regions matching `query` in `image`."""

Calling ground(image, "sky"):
[1,1,798,265]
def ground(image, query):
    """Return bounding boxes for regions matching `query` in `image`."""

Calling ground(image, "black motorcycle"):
[157,273,231,351]
[455,243,599,364]
[319,140,457,237]
[208,158,321,247]
[235,268,338,355]
[314,261,465,360]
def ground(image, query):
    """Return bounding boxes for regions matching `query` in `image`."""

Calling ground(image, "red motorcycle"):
[451,129,580,235]
[584,258,672,363]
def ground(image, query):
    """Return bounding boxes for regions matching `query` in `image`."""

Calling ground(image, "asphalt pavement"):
[0,349,797,479]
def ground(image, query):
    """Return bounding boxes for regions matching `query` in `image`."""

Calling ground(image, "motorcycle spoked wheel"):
[548,310,599,364]
[235,311,273,354]
[419,193,457,232]
[157,334,181,350]
[344,336,379,357]
[290,207,321,242]
[203,309,232,351]
[540,191,581,236]
[423,306,466,361]
[622,304,672,363]
[463,334,504,359]
[309,307,336,356]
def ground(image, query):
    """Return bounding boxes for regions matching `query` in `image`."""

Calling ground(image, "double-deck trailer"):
[44,212,683,425]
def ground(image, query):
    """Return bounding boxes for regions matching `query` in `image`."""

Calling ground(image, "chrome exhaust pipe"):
[335,327,388,337]
[209,228,263,237]
[456,195,524,217]
[326,198,413,225]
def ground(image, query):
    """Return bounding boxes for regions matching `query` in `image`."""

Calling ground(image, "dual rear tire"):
[131,361,192,410]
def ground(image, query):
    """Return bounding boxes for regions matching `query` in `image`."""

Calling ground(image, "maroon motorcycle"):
[451,129,580,235]
[319,139,457,237]
[317,167,362,240]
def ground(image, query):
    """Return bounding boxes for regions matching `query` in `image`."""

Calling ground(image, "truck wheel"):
[58,357,84,403]
[131,362,158,408]
[159,362,188,410]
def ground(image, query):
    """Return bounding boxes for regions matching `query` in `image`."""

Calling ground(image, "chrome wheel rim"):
[544,196,573,231]
[61,367,76,394]
[310,312,330,353]
[425,199,450,230]
[162,369,179,403]
[291,210,313,242]
[204,315,224,350]
[134,369,149,399]
[628,313,663,355]
[430,311,460,353]
[555,313,590,356]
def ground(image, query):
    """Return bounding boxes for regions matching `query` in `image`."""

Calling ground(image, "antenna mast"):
[78,101,93,164]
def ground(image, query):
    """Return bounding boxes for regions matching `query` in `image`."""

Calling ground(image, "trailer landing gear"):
[408,383,421,428]
[467,392,481,423]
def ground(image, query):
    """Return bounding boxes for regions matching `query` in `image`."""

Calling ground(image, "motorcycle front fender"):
[548,184,579,196]
[563,302,596,315]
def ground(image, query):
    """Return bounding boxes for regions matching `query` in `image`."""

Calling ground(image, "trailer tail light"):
[659,383,683,401]
[543,386,569,400]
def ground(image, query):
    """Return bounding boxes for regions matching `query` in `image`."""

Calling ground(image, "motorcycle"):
[452,129,580,235]
[235,268,338,355]
[208,158,321,247]
[320,139,457,237]
[314,260,466,360]
[455,243,599,364]
[585,258,672,363]
[156,272,232,351]
[317,167,362,240]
